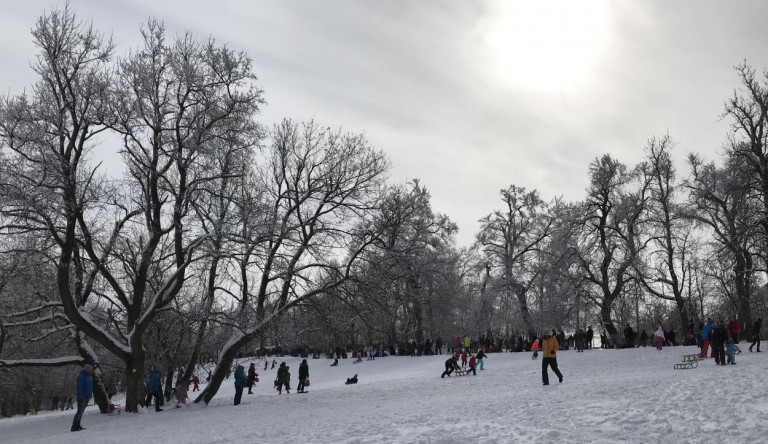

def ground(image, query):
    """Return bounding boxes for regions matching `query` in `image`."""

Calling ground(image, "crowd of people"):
[64,316,765,432]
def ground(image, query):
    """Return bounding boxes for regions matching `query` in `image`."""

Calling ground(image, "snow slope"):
[2,345,766,443]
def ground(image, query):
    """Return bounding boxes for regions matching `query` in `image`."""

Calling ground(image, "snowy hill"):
[1,346,766,443]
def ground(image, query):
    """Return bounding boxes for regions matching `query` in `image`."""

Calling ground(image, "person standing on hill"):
[463,334,471,352]
[297,359,310,393]
[234,365,246,405]
[586,326,594,349]
[476,349,487,370]
[247,363,257,395]
[728,318,742,343]
[700,319,714,358]
[541,330,563,386]
[712,320,728,365]
[750,318,763,352]
[276,362,291,394]
[654,324,665,350]
[70,364,93,432]
[145,365,163,412]
[638,329,648,348]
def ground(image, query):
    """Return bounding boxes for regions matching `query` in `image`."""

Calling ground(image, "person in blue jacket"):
[71,364,93,432]
[145,365,163,412]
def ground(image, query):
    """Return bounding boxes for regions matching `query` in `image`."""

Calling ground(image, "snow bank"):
[1,345,765,443]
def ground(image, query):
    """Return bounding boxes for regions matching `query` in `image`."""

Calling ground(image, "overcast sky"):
[1,1,767,247]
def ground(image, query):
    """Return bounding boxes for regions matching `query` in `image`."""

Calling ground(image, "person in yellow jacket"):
[541,330,563,385]
[463,334,471,352]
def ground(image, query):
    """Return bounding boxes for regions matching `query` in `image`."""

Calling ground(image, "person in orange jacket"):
[531,337,540,360]
[542,330,563,385]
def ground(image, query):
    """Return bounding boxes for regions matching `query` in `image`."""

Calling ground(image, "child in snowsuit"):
[461,349,468,367]
[531,338,540,360]
[476,349,487,370]
[467,355,477,375]
[175,380,188,407]
[654,325,665,350]
[726,338,736,365]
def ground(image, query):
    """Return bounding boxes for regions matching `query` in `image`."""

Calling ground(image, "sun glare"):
[484,1,609,90]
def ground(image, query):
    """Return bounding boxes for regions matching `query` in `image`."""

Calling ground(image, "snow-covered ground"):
[2,345,766,443]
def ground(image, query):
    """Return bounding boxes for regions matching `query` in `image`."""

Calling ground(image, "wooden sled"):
[674,354,700,369]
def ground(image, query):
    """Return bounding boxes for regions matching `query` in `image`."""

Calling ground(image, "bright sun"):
[484,1,610,90]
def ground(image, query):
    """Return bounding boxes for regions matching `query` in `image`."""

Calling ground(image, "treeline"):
[1,6,767,417]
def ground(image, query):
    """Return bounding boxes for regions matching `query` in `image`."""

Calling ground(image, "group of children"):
[440,349,487,378]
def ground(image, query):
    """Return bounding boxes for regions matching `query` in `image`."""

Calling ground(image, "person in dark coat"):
[586,326,594,349]
[638,330,648,348]
[750,318,763,352]
[297,359,310,393]
[144,365,163,412]
[276,362,290,394]
[711,320,727,365]
[234,365,246,405]
[247,363,257,394]
[441,354,461,378]
[71,364,93,432]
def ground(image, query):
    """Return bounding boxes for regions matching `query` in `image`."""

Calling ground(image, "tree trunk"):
[123,352,146,413]
[196,332,249,405]
[600,302,619,347]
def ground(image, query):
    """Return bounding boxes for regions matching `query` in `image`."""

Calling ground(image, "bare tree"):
[574,155,650,346]
[195,119,388,404]
[685,152,758,330]
[477,185,553,340]
[0,9,263,412]
[636,135,697,331]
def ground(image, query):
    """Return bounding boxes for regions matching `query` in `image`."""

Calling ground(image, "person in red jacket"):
[728,318,742,343]
[461,349,468,367]
[467,354,477,375]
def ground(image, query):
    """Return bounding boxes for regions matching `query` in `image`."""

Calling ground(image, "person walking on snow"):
[461,349,468,367]
[467,354,477,375]
[297,359,309,393]
[654,325,665,350]
[70,364,93,432]
[541,330,563,386]
[276,362,291,394]
[247,363,257,394]
[441,354,461,378]
[234,365,246,405]
[476,349,487,369]
[531,337,540,359]
[192,375,200,392]
[750,318,763,352]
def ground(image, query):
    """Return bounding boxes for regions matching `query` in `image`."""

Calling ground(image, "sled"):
[674,354,700,370]
[454,369,468,376]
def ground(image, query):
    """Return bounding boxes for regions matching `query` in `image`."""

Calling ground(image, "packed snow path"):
[2,345,766,443]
